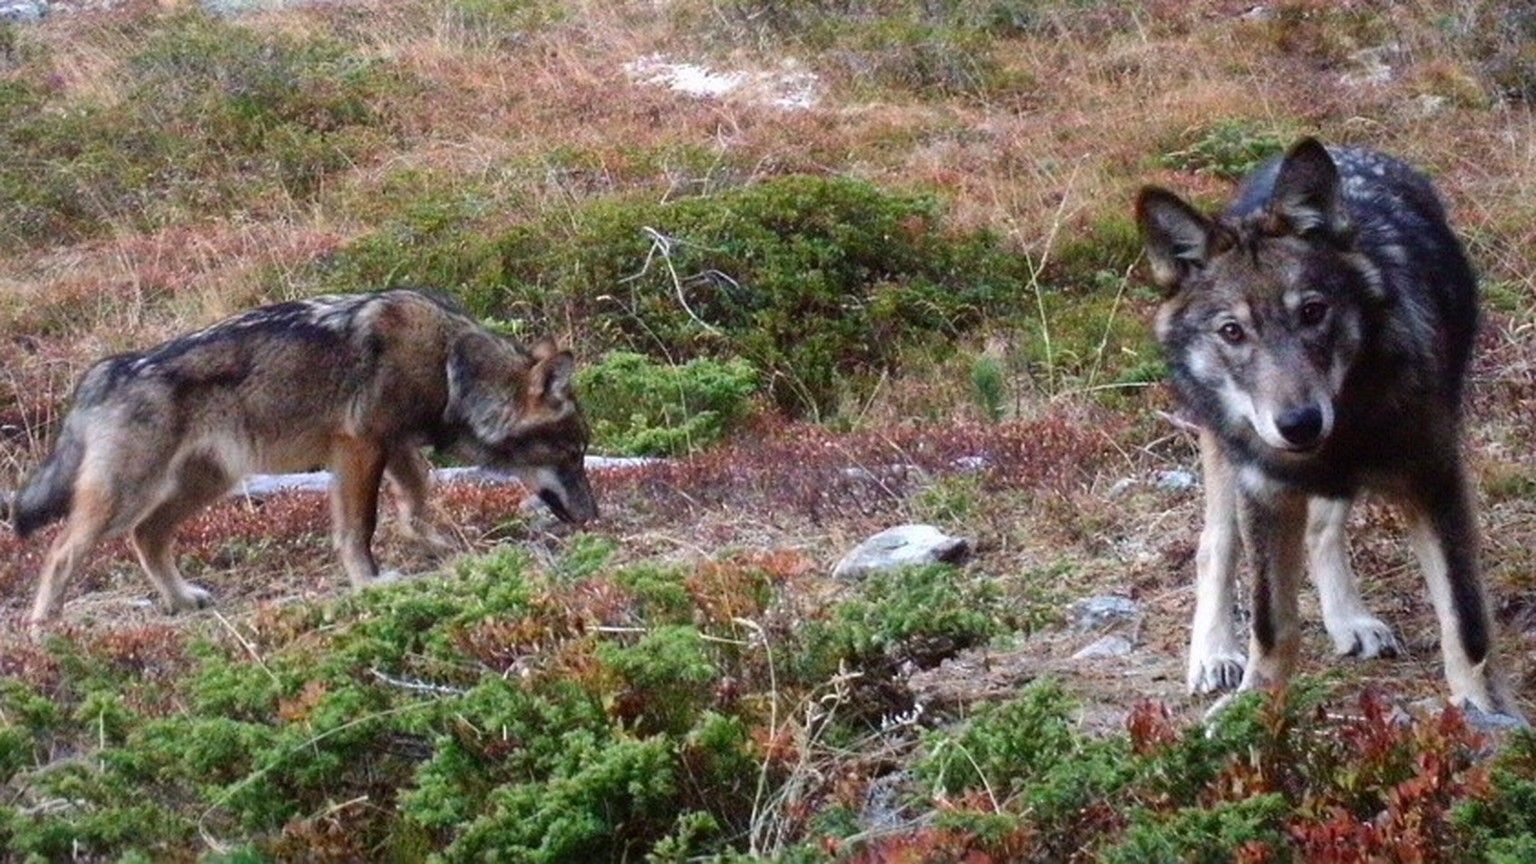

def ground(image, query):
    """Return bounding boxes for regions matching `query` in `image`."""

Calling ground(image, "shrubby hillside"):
[2,0,1536,860]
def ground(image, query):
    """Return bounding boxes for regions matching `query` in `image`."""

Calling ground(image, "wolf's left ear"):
[1136,187,1218,296]
[529,349,575,404]
[1270,137,1351,242]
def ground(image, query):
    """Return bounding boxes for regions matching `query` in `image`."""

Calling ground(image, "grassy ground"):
[3,0,1536,859]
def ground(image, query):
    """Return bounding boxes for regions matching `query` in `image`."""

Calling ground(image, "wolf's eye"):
[1298,300,1329,326]
[1217,322,1245,344]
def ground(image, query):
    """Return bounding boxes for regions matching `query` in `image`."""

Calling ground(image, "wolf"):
[9,288,597,627]
[1136,137,1519,717]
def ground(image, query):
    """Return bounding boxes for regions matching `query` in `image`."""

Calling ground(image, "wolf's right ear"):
[1136,187,1218,296]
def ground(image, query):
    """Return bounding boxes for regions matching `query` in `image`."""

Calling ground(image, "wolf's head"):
[446,333,598,524]
[1135,138,1386,458]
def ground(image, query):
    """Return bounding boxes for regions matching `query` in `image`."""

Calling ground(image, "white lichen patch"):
[625,54,821,109]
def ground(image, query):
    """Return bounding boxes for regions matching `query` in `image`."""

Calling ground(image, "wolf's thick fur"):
[12,289,597,626]
[1137,138,1518,716]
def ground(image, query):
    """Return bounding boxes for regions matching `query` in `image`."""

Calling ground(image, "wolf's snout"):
[1276,406,1324,449]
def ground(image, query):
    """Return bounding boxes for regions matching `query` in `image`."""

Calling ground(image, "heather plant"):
[795,563,1007,699]
[969,352,1008,422]
[2,549,1534,861]
[871,682,1515,862]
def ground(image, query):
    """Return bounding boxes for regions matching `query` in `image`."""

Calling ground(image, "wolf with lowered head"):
[10,289,596,628]
[1136,137,1519,718]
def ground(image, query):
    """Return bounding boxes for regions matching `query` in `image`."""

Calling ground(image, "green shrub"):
[578,351,761,456]
[969,353,1008,422]
[797,564,1006,687]
[491,174,1023,418]
[1159,119,1287,181]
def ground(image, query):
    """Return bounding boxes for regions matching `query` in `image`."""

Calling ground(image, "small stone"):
[1155,470,1198,493]
[952,455,990,473]
[1106,477,1137,498]
[0,0,46,23]
[1070,595,1140,633]
[1072,634,1135,660]
[832,524,971,581]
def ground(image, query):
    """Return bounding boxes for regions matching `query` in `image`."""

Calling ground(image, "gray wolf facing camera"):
[11,289,596,627]
[1136,137,1518,717]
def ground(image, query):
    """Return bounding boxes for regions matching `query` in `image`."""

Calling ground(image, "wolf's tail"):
[11,428,84,538]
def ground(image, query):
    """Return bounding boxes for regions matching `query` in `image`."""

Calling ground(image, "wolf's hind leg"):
[1306,497,1401,659]
[29,483,115,629]
[1188,431,1247,694]
[1404,467,1521,720]
[129,457,230,614]
[384,445,457,553]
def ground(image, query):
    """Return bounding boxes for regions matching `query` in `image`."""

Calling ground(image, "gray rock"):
[1155,470,1198,493]
[951,455,990,473]
[1072,633,1135,660]
[832,524,971,581]
[841,463,924,484]
[0,0,46,23]
[1070,595,1140,633]
[200,0,347,14]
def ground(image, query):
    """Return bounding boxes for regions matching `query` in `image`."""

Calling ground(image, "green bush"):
[578,351,761,456]
[1159,119,1287,181]
[490,174,1023,418]
[796,564,1006,689]
[3,547,1527,862]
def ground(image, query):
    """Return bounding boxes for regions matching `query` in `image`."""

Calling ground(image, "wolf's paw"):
[1460,699,1529,732]
[1188,650,1246,695]
[373,570,426,586]
[403,522,461,556]
[1328,615,1401,659]
[165,583,215,614]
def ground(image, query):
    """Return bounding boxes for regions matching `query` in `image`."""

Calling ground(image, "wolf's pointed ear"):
[529,349,576,405]
[530,337,560,363]
[1270,137,1351,242]
[446,331,517,442]
[1136,186,1218,296]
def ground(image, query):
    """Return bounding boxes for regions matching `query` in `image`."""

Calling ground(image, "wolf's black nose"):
[1277,406,1324,448]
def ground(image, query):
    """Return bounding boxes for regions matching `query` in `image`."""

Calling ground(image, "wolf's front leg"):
[1188,431,1246,694]
[1237,481,1308,692]
[330,437,387,588]
[1306,496,1402,659]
